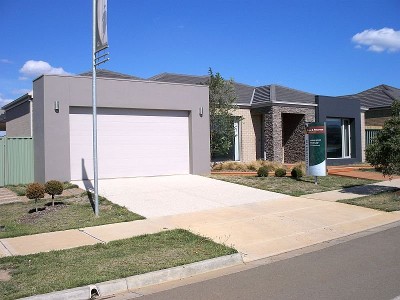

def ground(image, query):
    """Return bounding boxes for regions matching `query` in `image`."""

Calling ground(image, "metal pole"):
[92,0,99,216]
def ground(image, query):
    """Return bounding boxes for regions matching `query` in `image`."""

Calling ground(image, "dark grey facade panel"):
[316,96,362,166]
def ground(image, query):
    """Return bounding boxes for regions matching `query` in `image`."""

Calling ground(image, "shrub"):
[26,183,45,212]
[291,167,304,179]
[274,168,286,177]
[257,166,270,177]
[45,180,64,206]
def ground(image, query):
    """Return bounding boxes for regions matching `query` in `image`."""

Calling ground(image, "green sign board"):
[305,122,327,177]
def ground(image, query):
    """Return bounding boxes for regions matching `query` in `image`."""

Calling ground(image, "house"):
[1,70,210,182]
[2,69,398,183]
[0,110,6,132]
[149,73,365,166]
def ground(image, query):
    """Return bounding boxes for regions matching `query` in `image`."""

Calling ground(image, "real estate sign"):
[305,122,327,177]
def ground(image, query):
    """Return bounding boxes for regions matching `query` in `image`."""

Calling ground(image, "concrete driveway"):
[73,175,400,262]
[73,175,288,218]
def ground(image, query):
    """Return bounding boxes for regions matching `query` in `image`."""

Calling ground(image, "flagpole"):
[92,0,99,216]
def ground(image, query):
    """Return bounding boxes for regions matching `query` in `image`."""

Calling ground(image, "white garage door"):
[69,109,190,180]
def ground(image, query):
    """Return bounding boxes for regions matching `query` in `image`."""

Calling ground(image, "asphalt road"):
[134,224,400,300]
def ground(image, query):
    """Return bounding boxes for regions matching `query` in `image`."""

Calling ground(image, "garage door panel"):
[69,109,190,180]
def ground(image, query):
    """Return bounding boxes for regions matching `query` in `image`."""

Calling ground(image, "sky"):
[1,0,400,107]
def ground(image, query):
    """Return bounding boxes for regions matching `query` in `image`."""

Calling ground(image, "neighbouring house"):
[2,69,398,183]
[342,84,400,129]
[1,70,210,182]
[0,110,6,132]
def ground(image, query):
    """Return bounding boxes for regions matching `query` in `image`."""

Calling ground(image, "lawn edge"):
[19,253,243,300]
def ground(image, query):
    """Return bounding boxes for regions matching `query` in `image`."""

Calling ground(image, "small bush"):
[26,183,45,212]
[274,168,287,177]
[45,180,64,206]
[257,166,270,177]
[291,167,304,179]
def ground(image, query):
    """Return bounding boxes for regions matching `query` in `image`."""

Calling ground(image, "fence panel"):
[0,138,4,186]
[0,137,34,186]
[365,129,381,147]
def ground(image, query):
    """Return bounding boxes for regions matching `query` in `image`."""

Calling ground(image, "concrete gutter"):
[19,253,243,300]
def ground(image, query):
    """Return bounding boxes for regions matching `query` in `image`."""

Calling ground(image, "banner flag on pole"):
[96,0,108,53]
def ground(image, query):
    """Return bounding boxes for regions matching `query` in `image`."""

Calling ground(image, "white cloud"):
[0,59,12,64]
[352,27,400,53]
[19,60,71,78]
[12,88,31,95]
[0,93,13,108]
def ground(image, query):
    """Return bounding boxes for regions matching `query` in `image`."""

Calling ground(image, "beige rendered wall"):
[233,108,261,162]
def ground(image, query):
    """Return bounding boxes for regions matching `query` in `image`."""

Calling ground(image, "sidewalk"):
[1,179,400,261]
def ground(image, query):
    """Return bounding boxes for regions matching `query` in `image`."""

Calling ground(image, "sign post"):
[92,0,109,216]
[305,122,327,184]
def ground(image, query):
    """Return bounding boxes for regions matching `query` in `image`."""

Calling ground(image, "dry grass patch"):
[0,192,144,239]
[212,160,285,172]
[339,190,400,212]
[211,175,376,196]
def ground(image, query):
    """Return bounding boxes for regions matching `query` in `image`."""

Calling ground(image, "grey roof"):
[2,92,33,110]
[340,84,400,109]
[79,69,143,80]
[148,73,208,85]
[252,85,270,105]
[149,73,255,105]
[252,85,316,106]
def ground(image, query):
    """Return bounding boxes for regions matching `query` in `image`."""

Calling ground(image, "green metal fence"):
[0,137,34,186]
[365,129,381,147]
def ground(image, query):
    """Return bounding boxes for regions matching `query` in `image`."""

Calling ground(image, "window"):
[326,118,352,159]
[211,119,240,162]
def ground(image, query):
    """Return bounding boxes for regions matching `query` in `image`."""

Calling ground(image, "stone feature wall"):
[264,106,315,163]
[282,113,306,163]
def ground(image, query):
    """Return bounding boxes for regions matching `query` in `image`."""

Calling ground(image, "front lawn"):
[0,229,237,300]
[0,192,144,239]
[211,175,376,196]
[338,190,400,212]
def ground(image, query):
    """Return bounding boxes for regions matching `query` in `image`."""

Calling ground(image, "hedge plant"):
[257,166,270,177]
[26,183,45,212]
[45,180,64,206]
[274,168,286,177]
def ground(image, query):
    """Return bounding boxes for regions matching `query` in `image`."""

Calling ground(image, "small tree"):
[26,183,45,212]
[45,180,64,206]
[366,100,400,177]
[206,68,238,159]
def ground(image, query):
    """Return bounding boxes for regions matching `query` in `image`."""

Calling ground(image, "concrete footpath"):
[1,179,400,261]
[2,178,400,299]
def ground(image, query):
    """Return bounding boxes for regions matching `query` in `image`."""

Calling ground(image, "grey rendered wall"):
[33,75,210,182]
[316,96,362,166]
[6,101,31,137]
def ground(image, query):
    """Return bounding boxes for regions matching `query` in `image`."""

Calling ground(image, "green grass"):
[0,193,144,239]
[338,190,400,212]
[211,175,376,196]
[0,229,237,300]
[6,182,79,197]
